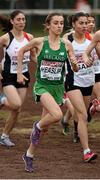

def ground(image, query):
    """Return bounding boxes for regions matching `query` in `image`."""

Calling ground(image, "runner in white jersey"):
[62,16,79,143]
[0,10,34,147]
[4,31,30,74]
[62,14,94,142]
[64,12,97,163]
[67,36,95,87]
[84,14,100,118]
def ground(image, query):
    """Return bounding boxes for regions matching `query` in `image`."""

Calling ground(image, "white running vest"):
[6,37,30,74]
[72,39,95,87]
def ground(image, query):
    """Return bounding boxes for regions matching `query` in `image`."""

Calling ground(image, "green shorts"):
[33,81,64,105]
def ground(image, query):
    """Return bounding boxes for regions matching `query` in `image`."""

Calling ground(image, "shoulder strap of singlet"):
[42,36,48,48]
[6,31,14,49]
[67,33,74,42]
[24,32,30,41]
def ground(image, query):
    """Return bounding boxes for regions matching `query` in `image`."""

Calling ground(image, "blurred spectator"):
[75,0,91,13]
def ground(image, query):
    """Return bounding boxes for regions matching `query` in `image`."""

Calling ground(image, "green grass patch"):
[0,110,100,135]
[0,110,10,120]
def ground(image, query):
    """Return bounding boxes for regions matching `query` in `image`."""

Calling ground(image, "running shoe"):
[90,99,100,115]
[73,132,80,143]
[0,136,15,147]
[84,151,97,163]
[22,153,33,172]
[61,118,70,135]
[30,122,41,145]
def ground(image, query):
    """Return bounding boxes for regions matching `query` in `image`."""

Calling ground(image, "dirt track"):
[0,62,100,179]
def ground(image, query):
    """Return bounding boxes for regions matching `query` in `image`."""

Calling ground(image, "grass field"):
[0,109,100,137]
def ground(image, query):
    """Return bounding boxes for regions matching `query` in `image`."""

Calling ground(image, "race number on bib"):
[40,60,64,80]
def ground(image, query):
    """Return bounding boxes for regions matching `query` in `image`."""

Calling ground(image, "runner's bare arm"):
[63,33,68,39]
[0,33,9,61]
[95,42,100,58]
[0,44,4,62]
[17,37,43,83]
[30,48,37,63]
[83,30,100,66]
[64,39,79,72]
[26,34,37,63]
[0,34,9,79]
[0,44,4,79]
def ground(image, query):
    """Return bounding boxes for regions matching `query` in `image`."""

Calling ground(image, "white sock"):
[63,117,66,122]
[26,150,34,158]
[36,122,42,130]
[1,97,6,105]
[1,133,9,139]
[84,148,90,155]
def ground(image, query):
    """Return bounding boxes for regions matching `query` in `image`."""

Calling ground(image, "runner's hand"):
[71,60,79,72]
[84,57,93,67]
[17,73,28,84]
[82,53,93,67]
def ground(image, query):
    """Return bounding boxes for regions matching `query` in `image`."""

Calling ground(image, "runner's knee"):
[53,110,63,122]
[10,100,22,110]
[77,111,88,124]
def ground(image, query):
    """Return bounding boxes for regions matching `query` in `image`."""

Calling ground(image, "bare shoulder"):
[92,30,100,43]
[96,30,100,34]
[27,33,34,40]
[63,30,74,39]
[62,38,72,52]
[0,33,10,46]
[34,37,44,44]
[62,37,71,46]
[63,33,68,39]
[94,30,100,41]
[28,37,44,49]
[95,30,100,38]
